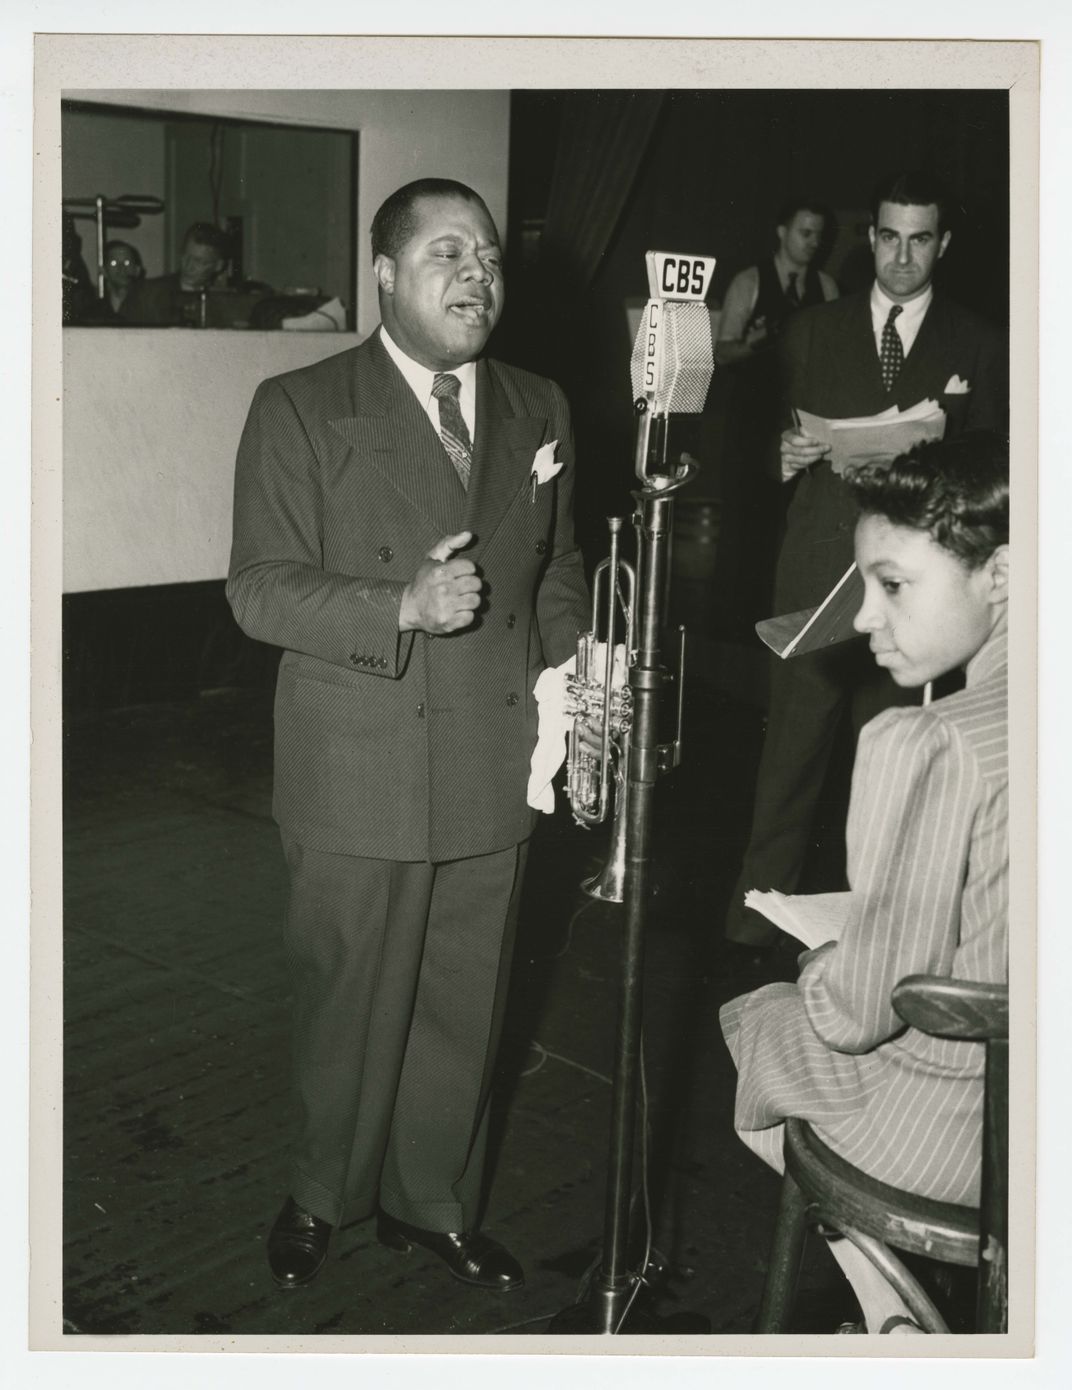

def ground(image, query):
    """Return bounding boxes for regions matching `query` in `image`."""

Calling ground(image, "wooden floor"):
[61,680,860,1339]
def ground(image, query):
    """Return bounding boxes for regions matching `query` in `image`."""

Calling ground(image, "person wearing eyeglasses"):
[100,240,145,319]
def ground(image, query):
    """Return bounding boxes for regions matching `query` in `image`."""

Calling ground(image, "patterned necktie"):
[880,304,905,392]
[431,372,472,491]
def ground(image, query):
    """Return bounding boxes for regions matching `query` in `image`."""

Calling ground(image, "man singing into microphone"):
[227,177,588,1293]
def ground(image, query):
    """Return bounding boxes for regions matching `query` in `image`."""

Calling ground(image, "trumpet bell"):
[580,762,629,903]
[581,863,624,904]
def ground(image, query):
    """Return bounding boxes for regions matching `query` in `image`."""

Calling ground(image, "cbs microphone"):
[629,250,717,482]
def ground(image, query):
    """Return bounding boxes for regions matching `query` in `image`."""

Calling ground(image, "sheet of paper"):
[755,564,863,659]
[795,401,947,476]
[743,888,852,949]
[754,606,817,657]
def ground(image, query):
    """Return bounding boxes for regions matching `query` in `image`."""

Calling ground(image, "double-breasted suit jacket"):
[227,329,589,861]
[228,330,588,1229]
[774,288,1007,611]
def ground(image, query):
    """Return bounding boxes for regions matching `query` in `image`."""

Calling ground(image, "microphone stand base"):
[546,1281,712,1335]
[546,1300,662,1335]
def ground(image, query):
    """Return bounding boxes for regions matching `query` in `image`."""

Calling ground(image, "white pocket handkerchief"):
[531,440,563,486]
[943,374,971,395]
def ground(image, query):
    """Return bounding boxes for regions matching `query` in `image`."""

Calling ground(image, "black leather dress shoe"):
[267,1196,333,1288]
[376,1211,524,1291]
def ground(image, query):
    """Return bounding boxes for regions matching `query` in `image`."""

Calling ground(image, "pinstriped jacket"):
[226,330,589,862]
[721,618,1008,1204]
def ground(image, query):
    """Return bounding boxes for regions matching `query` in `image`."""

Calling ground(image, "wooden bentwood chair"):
[754,975,1009,1334]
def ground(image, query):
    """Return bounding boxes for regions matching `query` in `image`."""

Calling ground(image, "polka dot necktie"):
[880,304,904,392]
[431,373,472,491]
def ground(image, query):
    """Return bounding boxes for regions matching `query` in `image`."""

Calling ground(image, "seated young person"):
[721,431,1009,1333]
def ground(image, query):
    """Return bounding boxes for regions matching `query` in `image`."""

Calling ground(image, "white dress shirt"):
[379,324,477,442]
[869,281,933,360]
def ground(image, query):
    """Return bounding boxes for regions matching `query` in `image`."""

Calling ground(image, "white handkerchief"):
[943,374,971,394]
[526,643,627,813]
[526,656,575,813]
[531,440,563,486]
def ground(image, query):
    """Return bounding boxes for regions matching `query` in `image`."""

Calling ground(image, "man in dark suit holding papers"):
[228,178,588,1288]
[725,171,1006,947]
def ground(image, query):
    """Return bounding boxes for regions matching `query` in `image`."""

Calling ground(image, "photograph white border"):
[8,4,1067,1386]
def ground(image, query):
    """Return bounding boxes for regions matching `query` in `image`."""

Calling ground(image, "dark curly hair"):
[371,178,495,261]
[849,432,1009,570]
[870,170,954,236]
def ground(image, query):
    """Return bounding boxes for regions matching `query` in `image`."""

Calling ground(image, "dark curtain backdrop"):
[501,88,1009,555]
[542,91,666,287]
[499,92,669,538]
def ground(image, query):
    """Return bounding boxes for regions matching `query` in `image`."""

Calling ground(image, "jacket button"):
[506,613,517,629]
[379,657,387,669]
[506,692,519,707]
[378,545,394,562]
[535,539,547,555]
[416,702,425,718]
[349,653,360,666]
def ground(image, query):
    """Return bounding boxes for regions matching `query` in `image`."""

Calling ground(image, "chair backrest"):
[891,975,1008,1042]
[892,974,1009,1334]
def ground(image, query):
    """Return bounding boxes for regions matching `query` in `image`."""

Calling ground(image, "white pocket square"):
[531,440,563,485]
[944,375,971,395]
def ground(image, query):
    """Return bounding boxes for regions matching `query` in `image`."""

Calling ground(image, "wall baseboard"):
[62,580,279,716]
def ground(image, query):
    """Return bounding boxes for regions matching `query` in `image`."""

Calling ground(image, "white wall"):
[59,89,511,593]
[63,328,361,592]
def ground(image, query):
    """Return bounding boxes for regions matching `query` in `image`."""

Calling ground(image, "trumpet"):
[565,517,636,901]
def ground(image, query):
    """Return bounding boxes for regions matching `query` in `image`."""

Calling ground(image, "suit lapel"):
[842,289,945,412]
[327,333,466,534]
[894,293,945,407]
[464,360,547,556]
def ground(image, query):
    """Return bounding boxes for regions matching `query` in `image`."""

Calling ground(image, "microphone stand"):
[61,194,165,299]
[549,409,699,1335]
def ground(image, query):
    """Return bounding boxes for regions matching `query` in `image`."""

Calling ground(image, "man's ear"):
[374,253,396,296]
[986,544,1009,606]
[937,229,952,260]
[867,224,876,255]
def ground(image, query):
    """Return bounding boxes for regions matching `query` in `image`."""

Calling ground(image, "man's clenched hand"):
[399,530,483,634]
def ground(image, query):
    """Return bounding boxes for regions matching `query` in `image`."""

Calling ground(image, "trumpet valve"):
[564,675,632,730]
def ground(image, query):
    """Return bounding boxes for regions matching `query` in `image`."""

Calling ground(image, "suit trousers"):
[724,641,914,945]
[280,834,528,1230]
